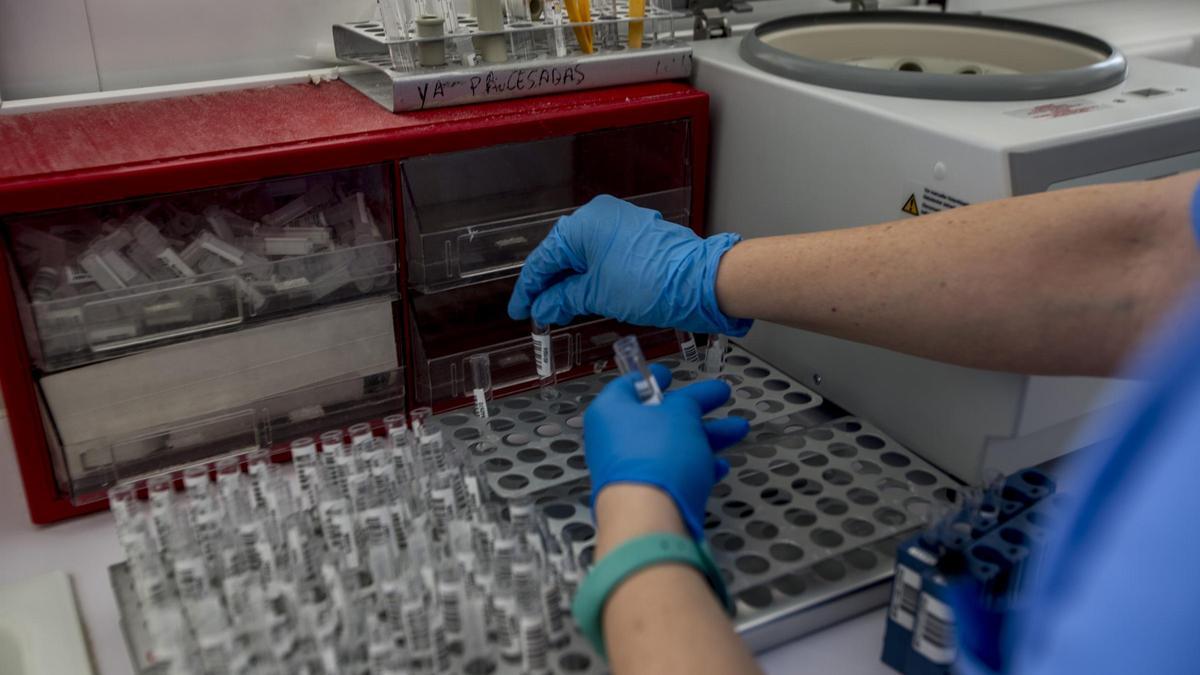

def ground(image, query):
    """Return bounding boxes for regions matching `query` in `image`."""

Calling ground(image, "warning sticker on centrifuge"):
[901,186,970,216]
[1005,98,1108,120]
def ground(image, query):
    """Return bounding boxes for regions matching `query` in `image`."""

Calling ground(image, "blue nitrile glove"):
[584,363,750,539]
[507,195,753,336]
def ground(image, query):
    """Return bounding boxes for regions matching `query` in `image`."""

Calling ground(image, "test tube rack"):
[332,7,693,112]
[109,342,960,672]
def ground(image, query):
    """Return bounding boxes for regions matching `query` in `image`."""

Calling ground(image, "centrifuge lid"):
[739,11,1127,101]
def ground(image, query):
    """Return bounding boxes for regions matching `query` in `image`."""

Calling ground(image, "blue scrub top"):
[963,181,1200,674]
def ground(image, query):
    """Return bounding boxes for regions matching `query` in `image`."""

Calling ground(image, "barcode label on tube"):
[890,564,922,630]
[533,333,552,377]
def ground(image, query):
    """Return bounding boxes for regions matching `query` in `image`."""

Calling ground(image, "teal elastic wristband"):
[570,533,734,659]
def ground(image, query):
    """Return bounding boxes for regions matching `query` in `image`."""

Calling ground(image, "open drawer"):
[4,164,397,372]
[402,119,694,292]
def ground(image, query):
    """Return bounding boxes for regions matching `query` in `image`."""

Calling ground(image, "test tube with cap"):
[468,353,493,419]
[676,329,702,365]
[703,333,728,377]
[613,335,663,404]
[531,321,560,400]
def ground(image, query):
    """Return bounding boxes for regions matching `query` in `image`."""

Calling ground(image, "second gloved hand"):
[584,363,751,539]
[507,195,752,336]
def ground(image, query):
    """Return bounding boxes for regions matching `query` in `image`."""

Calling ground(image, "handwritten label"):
[415,63,589,109]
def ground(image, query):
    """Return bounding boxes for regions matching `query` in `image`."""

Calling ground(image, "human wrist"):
[703,234,753,337]
[595,483,688,557]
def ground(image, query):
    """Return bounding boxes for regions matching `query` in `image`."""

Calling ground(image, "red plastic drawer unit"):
[0,80,709,524]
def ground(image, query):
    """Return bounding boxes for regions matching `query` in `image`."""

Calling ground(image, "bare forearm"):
[715,172,1200,376]
[597,485,763,675]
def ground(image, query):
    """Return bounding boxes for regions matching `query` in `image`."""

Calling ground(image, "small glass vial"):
[531,321,560,400]
[613,335,663,404]
[468,353,493,419]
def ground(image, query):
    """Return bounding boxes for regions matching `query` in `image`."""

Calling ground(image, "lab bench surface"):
[0,412,893,675]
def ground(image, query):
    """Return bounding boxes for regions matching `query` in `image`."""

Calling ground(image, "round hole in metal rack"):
[878,477,910,497]
[504,433,531,447]
[816,497,848,516]
[903,497,932,519]
[810,528,844,548]
[779,435,807,450]
[797,450,828,467]
[828,442,857,459]
[549,439,579,454]
[727,355,751,366]
[498,474,529,490]
[535,423,562,437]
[556,648,590,667]
[712,531,745,552]
[784,507,818,527]
[738,468,769,487]
[769,542,805,563]
[548,402,578,415]
[441,414,469,427]
[845,549,878,571]
[566,455,587,470]
[814,559,846,582]
[841,517,876,537]
[726,453,748,468]
[737,585,774,609]
[455,427,482,441]
[563,522,595,542]
[807,428,835,441]
[533,465,564,481]
[744,367,770,378]
[736,386,764,399]
[772,572,807,596]
[745,520,779,539]
[518,410,547,424]
[712,483,732,498]
[784,392,813,405]
[880,452,911,467]
[577,394,596,406]
[846,487,879,505]
[735,554,770,574]
[763,379,790,391]
[836,421,863,433]
[569,484,589,496]
[565,416,584,429]
[721,500,755,518]
[483,458,513,472]
[856,434,886,450]
[674,369,698,382]
[544,502,576,519]
[873,506,907,527]
[502,398,531,409]
[905,469,937,486]
[791,478,824,496]
[463,657,497,675]
[488,418,516,432]
[729,408,757,421]
[768,459,799,477]
[704,512,722,530]
[933,486,959,504]
[761,487,792,506]
[469,441,498,456]
[821,468,853,486]
[721,373,744,386]
[851,460,881,475]
[746,445,776,459]
[755,400,785,414]
[579,545,595,566]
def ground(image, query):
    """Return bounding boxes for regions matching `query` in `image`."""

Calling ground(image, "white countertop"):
[0,413,893,675]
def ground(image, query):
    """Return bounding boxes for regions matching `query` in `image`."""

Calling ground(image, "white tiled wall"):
[0,0,376,99]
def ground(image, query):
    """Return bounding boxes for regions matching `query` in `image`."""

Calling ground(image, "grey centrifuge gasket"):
[441,344,826,501]
[739,11,1128,101]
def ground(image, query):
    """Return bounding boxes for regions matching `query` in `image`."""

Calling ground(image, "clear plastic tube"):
[546,0,568,57]
[290,437,321,511]
[531,321,560,401]
[703,333,727,377]
[613,335,663,404]
[468,353,493,419]
[378,0,417,70]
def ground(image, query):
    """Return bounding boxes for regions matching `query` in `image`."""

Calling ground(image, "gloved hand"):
[507,195,752,336]
[584,363,750,539]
